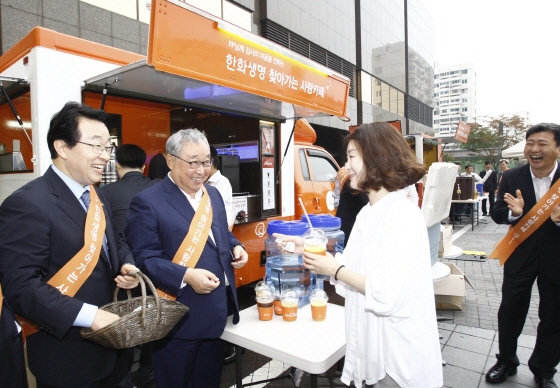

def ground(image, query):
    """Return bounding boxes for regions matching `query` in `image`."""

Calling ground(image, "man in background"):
[498,159,510,185]
[101,144,160,234]
[206,145,235,229]
[148,151,170,180]
[480,161,498,216]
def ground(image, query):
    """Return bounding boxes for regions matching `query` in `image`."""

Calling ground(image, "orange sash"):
[157,186,213,300]
[0,284,3,319]
[490,178,560,265]
[18,186,106,337]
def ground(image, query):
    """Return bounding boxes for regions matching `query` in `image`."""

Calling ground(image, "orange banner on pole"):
[490,179,560,265]
[454,121,471,143]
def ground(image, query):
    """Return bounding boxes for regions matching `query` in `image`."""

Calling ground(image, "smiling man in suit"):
[0,102,139,388]
[487,123,560,388]
[126,128,248,388]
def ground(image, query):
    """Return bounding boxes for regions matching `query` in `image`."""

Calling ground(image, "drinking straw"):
[298,197,314,230]
[277,273,282,293]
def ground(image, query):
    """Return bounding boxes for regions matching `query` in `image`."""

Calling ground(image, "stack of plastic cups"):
[301,215,345,289]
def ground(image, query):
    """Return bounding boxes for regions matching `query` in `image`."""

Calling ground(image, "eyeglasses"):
[171,154,213,169]
[77,141,114,155]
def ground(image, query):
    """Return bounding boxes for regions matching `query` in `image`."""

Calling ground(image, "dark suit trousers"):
[0,303,27,388]
[498,249,560,378]
[482,191,495,215]
[153,337,225,388]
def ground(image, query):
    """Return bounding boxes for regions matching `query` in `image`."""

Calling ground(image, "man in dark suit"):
[486,123,560,388]
[126,128,248,388]
[101,144,160,235]
[0,102,139,388]
[480,161,497,216]
[1,286,27,387]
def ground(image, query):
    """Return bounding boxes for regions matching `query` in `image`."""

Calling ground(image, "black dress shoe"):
[534,376,558,388]
[486,360,517,383]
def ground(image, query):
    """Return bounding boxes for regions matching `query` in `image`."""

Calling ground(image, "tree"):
[461,114,529,166]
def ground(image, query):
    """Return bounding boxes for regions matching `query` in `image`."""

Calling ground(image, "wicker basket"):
[80,270,188,349]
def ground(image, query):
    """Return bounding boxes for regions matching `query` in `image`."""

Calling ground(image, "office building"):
[433,63,476,137]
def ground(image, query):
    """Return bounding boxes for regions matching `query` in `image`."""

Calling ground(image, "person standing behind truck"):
[275,123,443,388]
[206,146,235,229]
[148,151,170,179]
[101,144,160,234]
[479,161,497,216]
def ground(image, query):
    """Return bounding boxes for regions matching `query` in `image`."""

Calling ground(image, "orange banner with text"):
[148,0,349,117]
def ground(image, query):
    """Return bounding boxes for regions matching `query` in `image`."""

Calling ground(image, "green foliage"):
[460,114,529,165]
[442,152,455,163]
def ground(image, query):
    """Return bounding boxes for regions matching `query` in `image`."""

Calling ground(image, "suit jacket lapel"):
[45,167,115,273]
[45,168,87,231]
[163,177,218,251]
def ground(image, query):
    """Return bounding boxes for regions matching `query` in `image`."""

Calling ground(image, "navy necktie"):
[80,190,90,209]
[80,190,111,269]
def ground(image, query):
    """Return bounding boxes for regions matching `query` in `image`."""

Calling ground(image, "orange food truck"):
[0,0,349,287]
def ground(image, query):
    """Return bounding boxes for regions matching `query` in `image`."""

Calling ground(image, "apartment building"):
[433,63,476,137]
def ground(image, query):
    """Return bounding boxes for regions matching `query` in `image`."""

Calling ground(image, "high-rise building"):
[433,63,476,137]
[0,0,435,149]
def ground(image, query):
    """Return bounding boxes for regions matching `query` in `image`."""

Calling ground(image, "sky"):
[419,0,560,125]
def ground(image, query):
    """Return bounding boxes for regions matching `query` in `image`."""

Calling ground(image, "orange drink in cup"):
[302,229,328,256]
[257,294,274,321]
[281,289,299,322]
[309,289,329,321]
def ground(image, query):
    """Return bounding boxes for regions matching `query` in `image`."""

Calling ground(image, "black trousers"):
[498,250,560,379]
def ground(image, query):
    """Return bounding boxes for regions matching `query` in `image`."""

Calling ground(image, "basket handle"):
[127,270,163,329]
[113,287,132,302]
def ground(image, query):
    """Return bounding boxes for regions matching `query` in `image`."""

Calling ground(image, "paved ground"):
[218,214,543,388]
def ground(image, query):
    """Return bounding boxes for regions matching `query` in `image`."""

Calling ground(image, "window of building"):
[462,69,468,74]
[462,98,468,102]
[462,107,468,112]
[434,120,439,124]
[462,88,468,93]
[434,110,439,115]
[462,79,467,84]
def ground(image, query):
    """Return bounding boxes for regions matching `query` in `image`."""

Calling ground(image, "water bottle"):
[301,215,345,288]
[265,220,315,307]
[456,184,462,200]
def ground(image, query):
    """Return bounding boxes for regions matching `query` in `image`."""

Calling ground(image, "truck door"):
[298,147,339,215]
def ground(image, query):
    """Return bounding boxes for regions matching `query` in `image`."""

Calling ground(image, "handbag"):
[80,270,188,349]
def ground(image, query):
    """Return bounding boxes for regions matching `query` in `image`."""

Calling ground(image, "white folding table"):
[221,303,346,388]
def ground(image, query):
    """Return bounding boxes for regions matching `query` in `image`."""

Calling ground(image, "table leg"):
[471,204,474,231]
[235,345,243,388]
[311,374,318,388]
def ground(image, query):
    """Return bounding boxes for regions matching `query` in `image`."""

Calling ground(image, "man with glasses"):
[126,128,248,388]
[0,102,139,387]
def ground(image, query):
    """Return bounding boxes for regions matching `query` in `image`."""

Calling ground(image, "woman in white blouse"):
[275,123,443,388]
